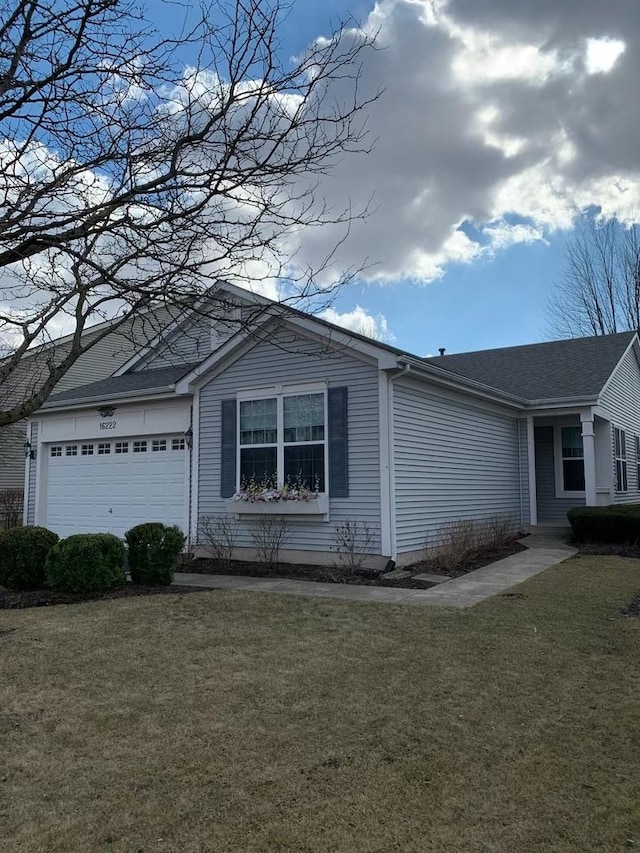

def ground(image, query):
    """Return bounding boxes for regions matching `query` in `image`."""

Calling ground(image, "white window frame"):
[81,444,94,456]
[615,427,628,493]
[171,437,186,451]
[553,424,586,498]
[50,446,62,457]
[97,443,111,455]
[133,440,147,453]
[236,383,328,494]
[66,445,78,457]
[152,439,167,452]
[115,441,129,454]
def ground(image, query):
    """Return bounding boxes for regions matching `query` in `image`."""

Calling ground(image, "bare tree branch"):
[547,215,640,339]
[0,0,381,426]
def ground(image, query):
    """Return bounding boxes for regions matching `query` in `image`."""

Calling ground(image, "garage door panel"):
[44,436,187,539]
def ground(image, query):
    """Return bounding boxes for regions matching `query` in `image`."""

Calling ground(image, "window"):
[133,440,147,453]
[50,446,62,457]
[66,445,78,456]
[98,443,111,455]
[81,444,94,456]
[238,390,326,491]
[560,426,585,492]
[152,439,167,452]
[171,437,185,451]
[115,441,129,454]
[615,427,628,492]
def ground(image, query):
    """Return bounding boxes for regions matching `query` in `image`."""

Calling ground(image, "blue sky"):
[153,0,637,357]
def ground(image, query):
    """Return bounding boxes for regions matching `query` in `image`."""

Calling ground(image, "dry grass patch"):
[1,556,639,852]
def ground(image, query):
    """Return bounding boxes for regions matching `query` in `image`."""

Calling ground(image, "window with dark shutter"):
[220,399,237,497]
[328,386,349,498]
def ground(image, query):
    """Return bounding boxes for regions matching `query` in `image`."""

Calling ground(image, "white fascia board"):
[597,333,639,401]
[394,360,528,410]
[525,398,599,414]
[282,314,400,368]
[175,313,397,394]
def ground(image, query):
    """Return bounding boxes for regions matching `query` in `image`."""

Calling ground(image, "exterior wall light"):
[184,427,193,449]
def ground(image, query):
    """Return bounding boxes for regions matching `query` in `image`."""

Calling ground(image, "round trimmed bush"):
[45,533,126,593]
[125,523,185,585]
[0,526,59,590]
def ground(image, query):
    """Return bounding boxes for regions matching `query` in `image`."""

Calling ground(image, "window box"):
[228,494,329,516]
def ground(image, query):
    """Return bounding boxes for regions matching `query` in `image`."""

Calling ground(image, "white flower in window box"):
[230,475,329,515]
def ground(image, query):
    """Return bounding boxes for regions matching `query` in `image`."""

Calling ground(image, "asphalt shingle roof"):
[422,331,636,401]
[46,362,201,405]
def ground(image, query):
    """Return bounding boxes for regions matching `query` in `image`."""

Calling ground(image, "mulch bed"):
[182,536,527,590]
[0,584,206,610]
[0,538,529,610]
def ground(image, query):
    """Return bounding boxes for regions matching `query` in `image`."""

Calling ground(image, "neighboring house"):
[23,281,640,565]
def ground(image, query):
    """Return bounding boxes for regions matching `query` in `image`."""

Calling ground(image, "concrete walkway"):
[174,528,576,609]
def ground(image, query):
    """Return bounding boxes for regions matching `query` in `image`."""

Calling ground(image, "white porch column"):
[526,416,537,525]
[581,410,597,506]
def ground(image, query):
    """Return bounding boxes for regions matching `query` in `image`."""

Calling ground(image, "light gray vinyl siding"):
[26,422,38,525]
[392,379,523,554]
[138,313,214,370]
[598,343,640,503]
[197,328,381,554]
[534,425,584,522]
[0,421,27,492]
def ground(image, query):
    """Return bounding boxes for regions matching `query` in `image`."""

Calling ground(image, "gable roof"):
[44,362,200,408]
[422,331,637,401]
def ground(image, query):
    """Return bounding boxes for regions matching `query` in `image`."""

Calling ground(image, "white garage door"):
[44,435,188,539]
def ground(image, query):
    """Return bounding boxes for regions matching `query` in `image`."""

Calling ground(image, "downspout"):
[517,419,523,527]
[385,362,411,562]
[187,404,194,552]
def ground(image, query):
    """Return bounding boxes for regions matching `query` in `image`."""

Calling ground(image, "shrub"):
[250,516,288,569]
[198,514,239,568]
[0,526,59,590]
[0,488,24,529]
[45,533,126,593]
[424,515,517,573]
[125,523,185,585]
[332,520,374,570]
[567,505,640,544]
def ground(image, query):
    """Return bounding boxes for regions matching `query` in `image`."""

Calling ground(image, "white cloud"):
[319,305,393,341]
[585,37,625,75]
[287,0,640,284]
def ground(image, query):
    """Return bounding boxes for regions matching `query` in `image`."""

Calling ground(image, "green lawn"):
[1,556,639,853]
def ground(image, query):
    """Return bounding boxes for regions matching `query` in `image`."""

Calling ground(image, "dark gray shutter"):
[220,399,237,498]
[328,386,349,497]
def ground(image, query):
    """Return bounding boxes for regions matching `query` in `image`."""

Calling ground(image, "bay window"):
[238,390,326,492]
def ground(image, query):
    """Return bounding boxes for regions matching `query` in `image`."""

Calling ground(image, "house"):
[23,282,640,565]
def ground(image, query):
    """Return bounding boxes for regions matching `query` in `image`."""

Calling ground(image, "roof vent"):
[438,347,446,356]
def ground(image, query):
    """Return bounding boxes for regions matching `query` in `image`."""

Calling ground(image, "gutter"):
[391,358,529,409]
[40,386,183,413]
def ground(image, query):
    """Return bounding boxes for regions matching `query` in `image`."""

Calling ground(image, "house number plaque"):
[99,421,117,430]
